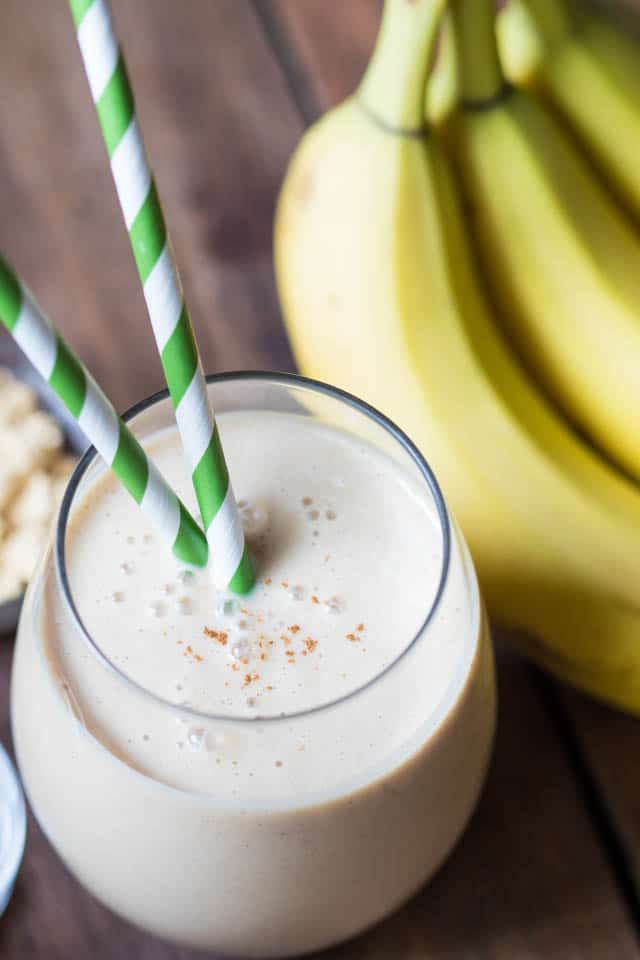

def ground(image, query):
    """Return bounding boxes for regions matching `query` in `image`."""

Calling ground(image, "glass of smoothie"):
[11,372,496,957]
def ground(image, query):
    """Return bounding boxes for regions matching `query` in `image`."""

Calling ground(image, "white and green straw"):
[0,254,208,568]
[69,0,254,595]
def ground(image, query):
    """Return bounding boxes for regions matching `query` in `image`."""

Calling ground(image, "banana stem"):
[358,0,446,132]
[450,0,504,105]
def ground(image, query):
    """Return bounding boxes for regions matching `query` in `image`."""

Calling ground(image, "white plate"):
[0,741,26,916]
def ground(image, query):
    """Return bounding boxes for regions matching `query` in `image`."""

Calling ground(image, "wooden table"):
[1,1,640,956]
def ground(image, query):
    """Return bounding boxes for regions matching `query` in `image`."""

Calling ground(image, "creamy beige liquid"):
[12,409,495,956]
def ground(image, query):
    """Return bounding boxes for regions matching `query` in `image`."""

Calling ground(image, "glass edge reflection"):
[55,371,451,725]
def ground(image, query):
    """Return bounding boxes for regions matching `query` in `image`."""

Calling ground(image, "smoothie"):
[11,378,495,956]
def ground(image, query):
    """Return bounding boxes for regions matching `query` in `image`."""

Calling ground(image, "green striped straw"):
[0,254,208,568]
[68,0,254,594]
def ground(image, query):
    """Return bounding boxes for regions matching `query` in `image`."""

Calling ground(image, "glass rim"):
[55,371,451,724]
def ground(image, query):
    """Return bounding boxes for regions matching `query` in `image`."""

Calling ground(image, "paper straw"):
[68,0,254,595]
[0,255,208,568]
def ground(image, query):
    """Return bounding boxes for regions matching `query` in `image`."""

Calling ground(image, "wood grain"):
[316,647,639,960]
[561,687,640,902]
[257,0,381,121]
[0,0,639,957]
[0,0,295,413]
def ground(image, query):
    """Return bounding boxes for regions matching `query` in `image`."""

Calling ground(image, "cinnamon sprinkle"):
[311,595,319,604]
[289,624,300,634]
[305,637,318,653]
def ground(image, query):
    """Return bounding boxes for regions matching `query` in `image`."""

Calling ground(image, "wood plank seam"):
[534,669,640,942]
[251,0,321,126]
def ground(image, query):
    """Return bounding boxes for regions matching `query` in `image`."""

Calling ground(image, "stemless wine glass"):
[11,373,496,957]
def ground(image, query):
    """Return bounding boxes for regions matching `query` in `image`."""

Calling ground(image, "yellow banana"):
[449,0,640,484]
[275,0,640,713]
[426,9,458,128]
[497,0,640,219]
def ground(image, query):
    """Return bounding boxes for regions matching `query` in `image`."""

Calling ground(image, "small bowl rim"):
[0,740,26,916]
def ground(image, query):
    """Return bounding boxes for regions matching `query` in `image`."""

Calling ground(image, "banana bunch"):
[274,0,640,713]
[497,0,640,217]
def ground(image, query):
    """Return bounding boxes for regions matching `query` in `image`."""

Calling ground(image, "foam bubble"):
[178,570,195,588]
[218,598,238,618]
[176,596,192,616]
[231,637,251,661]
[238,499,270,538]
[324,595,345,615]
[187,727,211,752]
